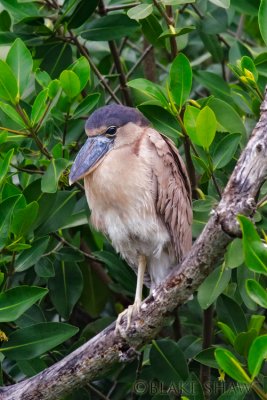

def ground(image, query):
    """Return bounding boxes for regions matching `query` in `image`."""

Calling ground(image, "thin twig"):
[98,0,133,106]
[68,31,122,104]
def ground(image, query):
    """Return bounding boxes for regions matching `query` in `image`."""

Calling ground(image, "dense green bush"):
[0,0,267,399]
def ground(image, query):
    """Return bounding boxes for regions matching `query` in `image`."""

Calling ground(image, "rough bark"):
[1,89,267,400]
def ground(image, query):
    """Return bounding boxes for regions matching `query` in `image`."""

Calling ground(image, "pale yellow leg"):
[115,255,146,333]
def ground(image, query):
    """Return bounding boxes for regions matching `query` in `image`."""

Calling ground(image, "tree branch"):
[1,88,267,400]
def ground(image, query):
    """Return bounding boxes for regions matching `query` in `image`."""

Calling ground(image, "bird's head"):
[69,104,150,185]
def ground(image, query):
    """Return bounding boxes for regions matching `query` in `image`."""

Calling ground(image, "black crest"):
[85,104,150,130]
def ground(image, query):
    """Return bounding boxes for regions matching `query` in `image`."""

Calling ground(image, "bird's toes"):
[115,302,141,335]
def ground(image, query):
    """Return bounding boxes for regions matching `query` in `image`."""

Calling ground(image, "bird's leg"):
[115,255,146,333]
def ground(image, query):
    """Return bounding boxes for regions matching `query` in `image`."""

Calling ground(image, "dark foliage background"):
[0,0,267,399]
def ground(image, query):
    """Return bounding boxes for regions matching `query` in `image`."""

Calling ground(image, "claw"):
[115,300,141,334]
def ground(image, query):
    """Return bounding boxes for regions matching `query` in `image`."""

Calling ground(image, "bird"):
[69,104,192,332]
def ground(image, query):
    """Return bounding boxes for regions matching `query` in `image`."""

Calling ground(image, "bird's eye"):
[105,126,117,137]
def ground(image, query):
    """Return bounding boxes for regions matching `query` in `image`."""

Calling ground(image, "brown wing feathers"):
[149,131,192,261]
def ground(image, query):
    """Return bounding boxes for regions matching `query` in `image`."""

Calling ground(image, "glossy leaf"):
[246,279,267,308]
[217,322,236,345]
[0,195,23,250]
[213,133,241,169]
[225,239,244,269]
[215,348,252,384]
[66,0,99,29]
[70,57,90,90]
[138,104,181,142]
[35,191,76,235]
[48,261,83,319]
[194,347,218,368]
[0,286,48,322]
[41,158,69,193]
[60,70,80,98]
[11,201,39,236]
[81,14,138,41]
[248,334,267,379]
[248,315,265,334]
[198,265,231,309]
[234,329,258,357]
[184,105,201,146]
[31,89,48,126]
[259,0,267,47]
[0,323,78,360]
[195,106,217,150]
[209,0,230,8]
[169,53,192,110]
[73,93,100,119]
[140,14,164,46]
[238,215,267,275]
[0,60,18,104]
[15,237,50,272]
[0,102,27,128]
[6,38,33,97]
[216,294,247,334]
[0,148,14,186]
[128,4,153,20]
[150,339,189,383]
[127,78,169,108]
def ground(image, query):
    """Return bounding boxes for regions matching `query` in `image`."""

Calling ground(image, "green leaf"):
[162,0,195,4]
[15,237,50,272]
[70,56,90,90]
[138,104,181,142]
[217,322,236,345]
[209,0,230,8]
[127,4,153,20]
[31,89,48,126]
[248,315,265,334]
[195,106,217,150]
[6,38,33,98]
[35,68,51,88]
[11,201,39,237]
[195,71,232,105]
[159,26,195,39]
[41,158,69,193]
[73,93,100,119]
[0,101,27,128]
[184,105,201,145]
[48,261,83,319]
[150,339,189,383]
[246,279,267,308]
[0,148,14,186]
[48,79,61,99]
[0,195,23,250]
[35,191,76,235]
[60,70,80,99]
[225,239,244,269]
[0,60,18,104]
[216,294,247,334]
[65,0,99,29]
[207,98,246,135]
[0,322,78,360]
[127,78,169,109]
[169,53,192,111]
[234,329,258,358]
[215,348,252,384]
[213,133,241,169]
[81,14,138,41]
[238,215,267,275]
[198,265,231,309]
[35,257,55,278]
[259,0,267,47]
[240,56,258,82]
[0,286,48,322]
[248,334,267,379]
[140,14,164,47]
[194,347,218,368]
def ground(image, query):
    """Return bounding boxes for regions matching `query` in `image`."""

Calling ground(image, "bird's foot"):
[115,300,141,335]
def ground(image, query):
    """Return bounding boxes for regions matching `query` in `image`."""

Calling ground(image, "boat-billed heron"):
[69,104,192,332]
